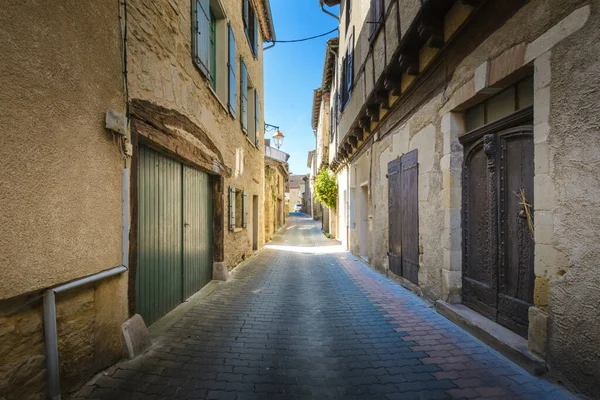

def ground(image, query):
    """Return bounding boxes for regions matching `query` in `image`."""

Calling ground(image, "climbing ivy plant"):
[314,169,338,210]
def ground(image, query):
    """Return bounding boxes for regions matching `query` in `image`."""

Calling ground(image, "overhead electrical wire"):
[271,27,338,43]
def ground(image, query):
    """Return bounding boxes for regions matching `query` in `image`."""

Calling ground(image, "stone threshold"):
[435,300,546,376]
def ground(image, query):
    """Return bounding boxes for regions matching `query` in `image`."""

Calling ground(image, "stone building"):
[264,141,290,241]
[127,0,274,327]
[0,2,129,398]
[0,0,274,398]
[312,38,339,236]
[321,0,600,395]
[287,174,305,212]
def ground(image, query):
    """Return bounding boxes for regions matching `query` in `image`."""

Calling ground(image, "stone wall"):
[0,1,128,398]
[340,0,599,394]
[264,159,287,241]
[127,0,268,270]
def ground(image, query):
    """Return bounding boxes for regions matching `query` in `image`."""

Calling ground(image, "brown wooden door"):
[388,150,419,284]
[461,119,534,337]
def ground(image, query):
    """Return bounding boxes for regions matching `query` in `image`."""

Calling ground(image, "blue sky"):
[264,1,340,175]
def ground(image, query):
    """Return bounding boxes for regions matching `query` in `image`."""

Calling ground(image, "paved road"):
[79,214,575,399]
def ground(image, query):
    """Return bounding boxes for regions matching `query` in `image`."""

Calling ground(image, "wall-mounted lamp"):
[265,123,285,149]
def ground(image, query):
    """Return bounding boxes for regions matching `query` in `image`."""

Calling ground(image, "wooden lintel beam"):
[398,53,419,76]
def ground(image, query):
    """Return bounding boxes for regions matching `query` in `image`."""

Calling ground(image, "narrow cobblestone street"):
[81,214,575,400]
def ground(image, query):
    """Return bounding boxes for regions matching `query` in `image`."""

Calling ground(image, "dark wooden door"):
[388,150,419,284]
[461,118,534,337]
[497,127,535,336]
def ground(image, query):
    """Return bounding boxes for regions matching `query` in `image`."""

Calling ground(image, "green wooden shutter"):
[228,24,237,117]
[254,89,259,147]
[242,191,248,228]
[347,28,354,96]
[253,13,259,56]
[195,0,211,78]
[240,58,248,133]
[228,186,235,231]
[243,0,249,30]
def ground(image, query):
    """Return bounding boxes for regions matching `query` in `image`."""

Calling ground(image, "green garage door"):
[137,146,213,325]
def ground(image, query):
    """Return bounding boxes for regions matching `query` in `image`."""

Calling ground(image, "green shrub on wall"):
[315,169,337,210]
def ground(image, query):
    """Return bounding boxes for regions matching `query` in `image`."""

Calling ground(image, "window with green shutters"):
[240,58,248,133]
[193,0,211,80]
[242,0,259,58]
[228,187,247,230]
[254,89,260,147]
[209,10,216,90]
[228,24,237,117]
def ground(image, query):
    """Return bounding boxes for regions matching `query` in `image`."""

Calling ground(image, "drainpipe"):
[320,0,339,20]
[44,265,128,400]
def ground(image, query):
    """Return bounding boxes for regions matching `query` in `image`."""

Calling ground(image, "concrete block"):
[534,174,556,211]
[534,51,551,89]
[441,269,462,303]
[122,314,152,360]
[528,307,548,357]
[534,141,550,175]
[534,243,568,278]
[443,249,462,272]
[488,43,527,87]
[534,210,554,245]
[534,122,550,144]
[474,61,490,93]
[213,261,230,281]
[534,277,549,307]
[524,6,590,64]
[533,86,550,127]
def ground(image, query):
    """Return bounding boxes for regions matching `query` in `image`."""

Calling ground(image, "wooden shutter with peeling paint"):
[228,24,237,117]
[228,186,235,231]
[242,191,248,228]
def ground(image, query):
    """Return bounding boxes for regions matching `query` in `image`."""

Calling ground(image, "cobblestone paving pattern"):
[78,214,577,400]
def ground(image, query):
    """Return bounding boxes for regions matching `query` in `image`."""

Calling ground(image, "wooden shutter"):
[240,58,248,133]
[194,0,211,77]
[228,186,235,231]
[243,0,249,28]
[369,0,383,41]
[228,24,237,117]
[242,191,248,228]
[347,28,354,97]
[253,12,259,56]
[254,89,260,147]
[339,57,346,110]
[400,150,419,284]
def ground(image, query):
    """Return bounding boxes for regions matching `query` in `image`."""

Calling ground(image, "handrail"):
[44,265,128,400]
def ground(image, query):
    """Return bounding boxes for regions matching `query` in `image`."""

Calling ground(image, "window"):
[240,58,248,133]
[339,29,354,111]
[193,1,227,99]
[240,57,260,147]
[345,0,352,34]
[228,187,247,230]
[228,23,237,117]
[369,0,384,41]
[243,0,259,58]
[465,75,533,131]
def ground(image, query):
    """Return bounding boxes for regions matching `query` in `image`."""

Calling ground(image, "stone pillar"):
[528,50,561,358]
[440,112,464,303]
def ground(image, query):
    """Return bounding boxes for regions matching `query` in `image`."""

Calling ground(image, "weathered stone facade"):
[323,0,600,395]
[127,0,274,276]
[264,149,289,241]
[0,1,128,398]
